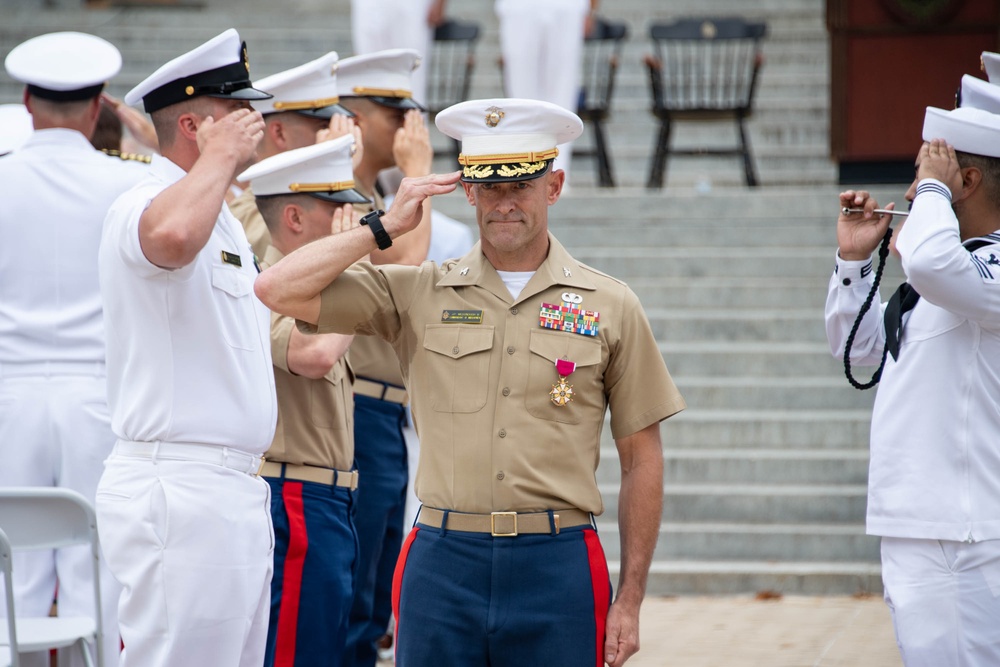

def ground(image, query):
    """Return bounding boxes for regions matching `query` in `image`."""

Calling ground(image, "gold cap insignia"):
[185,85,195,96]
[485,106,504,128]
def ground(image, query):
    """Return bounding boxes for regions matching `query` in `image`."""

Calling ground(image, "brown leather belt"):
[354,377,408,405]
[260,461,359,490]
[416,507,592,536]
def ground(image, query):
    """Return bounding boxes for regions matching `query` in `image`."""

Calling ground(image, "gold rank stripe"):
[272,96,341,111]
[457,148,560,166]
[289,180,356,192]
[352,86,412,98]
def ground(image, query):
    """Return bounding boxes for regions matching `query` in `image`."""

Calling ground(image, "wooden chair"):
[644,17,767,188]
[427,18,481,158]
[575,16,628,188]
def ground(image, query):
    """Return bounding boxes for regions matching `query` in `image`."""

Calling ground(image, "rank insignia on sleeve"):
[221,250,242,267]
[441,309,484,324]
[538,299,599,337]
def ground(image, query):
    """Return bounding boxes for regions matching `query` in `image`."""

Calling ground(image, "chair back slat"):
[0,488,96,552]
[579,17,627,113]
[427,19,480,115]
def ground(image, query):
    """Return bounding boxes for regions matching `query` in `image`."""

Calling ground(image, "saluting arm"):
[139,109,264,269]
[255,170,462,324]
[604,421,664,667]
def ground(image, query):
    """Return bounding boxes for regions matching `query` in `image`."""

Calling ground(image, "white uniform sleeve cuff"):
[915,178,952,202]
[833,251,874,288]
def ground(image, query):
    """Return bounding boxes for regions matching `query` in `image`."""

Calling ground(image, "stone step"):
[647,308,827,342]
[644,484,868,523]
[598,523,880,563]
[650,409,873,450]
[571,248,834,279]
[594,447,869,485]
[632,561,883,596]
[672,377,876,411]
[631,279,831,309]
[660,342,843,377]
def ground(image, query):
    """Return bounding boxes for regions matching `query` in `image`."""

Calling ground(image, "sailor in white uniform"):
[95,29,278,667]
[0,31,147,667]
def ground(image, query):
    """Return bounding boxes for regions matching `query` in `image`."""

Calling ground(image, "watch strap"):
[360,209,392,250]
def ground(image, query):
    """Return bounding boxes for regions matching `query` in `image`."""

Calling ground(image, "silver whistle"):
[841,207,909,217]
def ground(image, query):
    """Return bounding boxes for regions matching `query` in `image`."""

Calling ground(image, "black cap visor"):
[291,103,356,120]
[308,188,372,205]
[367,95,425,112]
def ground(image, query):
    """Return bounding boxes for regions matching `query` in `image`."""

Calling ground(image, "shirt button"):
[502,387,510,397]
[507,346,515,355]
[510,307,519,315]
[452,346,460,354]
[499,429,506,438]
[842,278,852,286]
[496,471,505,480]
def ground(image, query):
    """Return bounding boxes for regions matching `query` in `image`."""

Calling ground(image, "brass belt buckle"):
[255,456,267,477]
[490,511,518,537]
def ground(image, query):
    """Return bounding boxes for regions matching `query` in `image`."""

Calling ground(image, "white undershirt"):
[496,270,536,300]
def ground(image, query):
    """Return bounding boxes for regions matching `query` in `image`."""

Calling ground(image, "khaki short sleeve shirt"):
[229,187,271,261]
[302,234,685,514]
[263,246,355,470]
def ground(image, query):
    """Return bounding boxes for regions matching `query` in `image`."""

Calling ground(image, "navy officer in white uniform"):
[95,29,278,667]
[827,76,1000,665]
[0,32,147,667]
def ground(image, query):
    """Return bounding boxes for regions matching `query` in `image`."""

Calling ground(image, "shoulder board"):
[100,149,152,164]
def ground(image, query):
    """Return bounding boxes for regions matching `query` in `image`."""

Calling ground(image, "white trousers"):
[0,371,121,667]
[96,451,273,667]
[351,0,435,105]
[882,536,1000,666]
[495,0,589,182]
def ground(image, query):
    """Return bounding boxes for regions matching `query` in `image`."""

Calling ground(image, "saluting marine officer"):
[255,98,685,667]
[238,134,369,667]
[0,31,148,667]
[95,29,277,667]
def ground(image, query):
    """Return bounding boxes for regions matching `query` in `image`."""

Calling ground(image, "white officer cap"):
[237,134,369,204]
[958,74,1000,114]
[923,105,1000,158]
[5,32,121,102]
[0,104,33,155]
[253,52,353,119]
[335,49,425,111]
[435,98,584,183]
[124,28,271,113]
[982,51,1000,84]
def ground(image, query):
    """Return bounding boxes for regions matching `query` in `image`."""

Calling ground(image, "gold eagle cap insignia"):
[485,106,505,128]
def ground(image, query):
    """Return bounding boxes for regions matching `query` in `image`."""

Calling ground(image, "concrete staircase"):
[0,0,916,595]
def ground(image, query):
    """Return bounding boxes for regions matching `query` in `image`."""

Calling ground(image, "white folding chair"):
[0,488,104,667]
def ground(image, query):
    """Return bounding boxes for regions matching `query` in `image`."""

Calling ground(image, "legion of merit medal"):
[550,358,576,407]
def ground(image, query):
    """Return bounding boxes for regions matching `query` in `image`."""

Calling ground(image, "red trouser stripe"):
[584,529,611,667]
[391,526,420,661]
[274,482,308,667]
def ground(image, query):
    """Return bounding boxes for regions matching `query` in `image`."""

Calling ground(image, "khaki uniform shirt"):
[350,190,407,390]
[303,233,685,514]
[263,246,355,470]
[230,186,271,260]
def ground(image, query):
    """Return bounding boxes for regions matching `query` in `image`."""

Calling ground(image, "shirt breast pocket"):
[422,325,495,413]
[211,266,257,351]
[525,329,605,424]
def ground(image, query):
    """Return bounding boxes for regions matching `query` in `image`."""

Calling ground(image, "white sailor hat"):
[124,28,272,113]
[237,134,369,205]
[982,51,1000,84]
[957,74,1000,114]
[435,98,584,183]
[923,105,1000,159]
[253,52,352,119]
[334,49,424,111]
[5,32,121,102]
[0,104,33,155]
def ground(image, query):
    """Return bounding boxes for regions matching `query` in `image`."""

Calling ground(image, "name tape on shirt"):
[441,309,484,324]
[221,250,242,268]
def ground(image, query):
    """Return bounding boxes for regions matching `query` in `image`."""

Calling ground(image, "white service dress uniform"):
[96,153,277,667]
[0,127,147,667]
[495,0,590,180]
[826,177,1000,665]
[350,0,435,104]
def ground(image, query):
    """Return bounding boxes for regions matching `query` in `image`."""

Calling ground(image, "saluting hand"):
[196,108,265,170]
[836,189,895,262]
[380,171,462,238]
[317,115,365,171]
[330,204,361,236]
[393,109,433,177]
[918,139,962,197]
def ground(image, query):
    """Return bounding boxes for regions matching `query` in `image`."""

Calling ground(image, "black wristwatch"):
[360,209,392,250]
